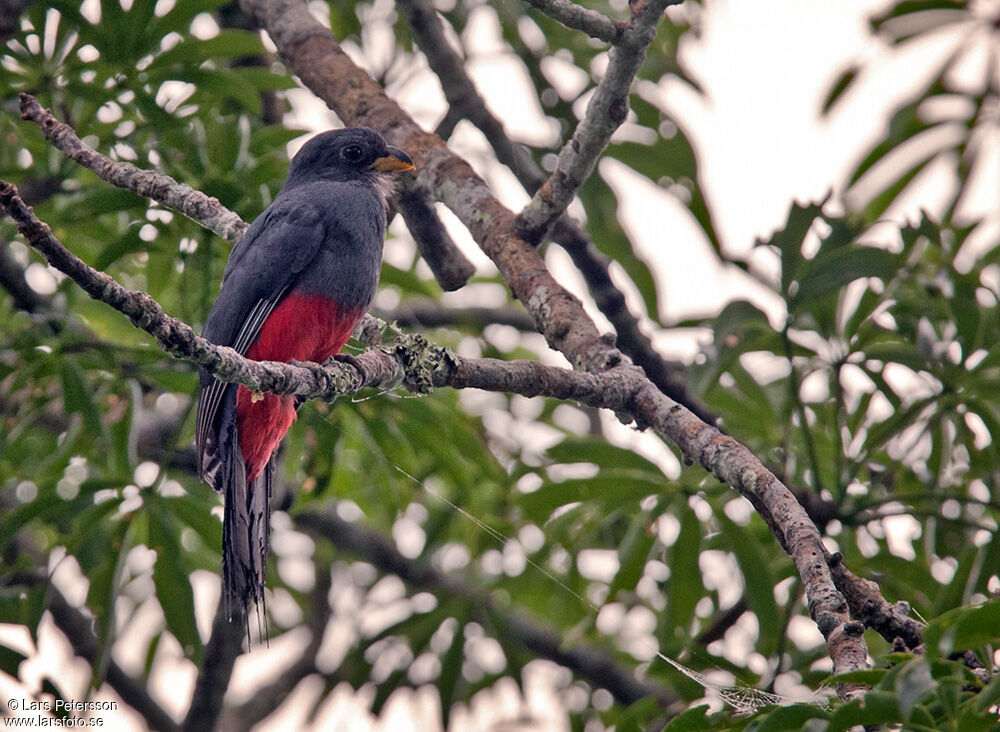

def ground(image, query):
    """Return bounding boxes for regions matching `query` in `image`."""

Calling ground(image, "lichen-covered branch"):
[516,0,682,241]
[10,0,886,692]
[235,0,875,692]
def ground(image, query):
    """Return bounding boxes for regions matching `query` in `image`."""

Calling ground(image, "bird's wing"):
[195,198,327,480]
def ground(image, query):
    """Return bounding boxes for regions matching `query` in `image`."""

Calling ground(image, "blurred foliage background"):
[1,0,999,729]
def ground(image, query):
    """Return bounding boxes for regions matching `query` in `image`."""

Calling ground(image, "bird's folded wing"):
[195,200,327,481]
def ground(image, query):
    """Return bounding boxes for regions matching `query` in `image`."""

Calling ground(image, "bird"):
[195,128,413,620]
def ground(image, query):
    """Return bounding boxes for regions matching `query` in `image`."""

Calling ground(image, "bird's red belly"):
[236,293,363,480]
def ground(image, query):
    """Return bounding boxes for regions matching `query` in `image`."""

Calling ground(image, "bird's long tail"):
[218,426,271,623]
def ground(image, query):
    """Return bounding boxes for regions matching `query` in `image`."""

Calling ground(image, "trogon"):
[195,128,413,617]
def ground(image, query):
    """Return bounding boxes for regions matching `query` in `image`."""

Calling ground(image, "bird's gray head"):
[285,128,414,188]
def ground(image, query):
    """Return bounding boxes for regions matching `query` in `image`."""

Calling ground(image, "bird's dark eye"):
[342,145,364,163]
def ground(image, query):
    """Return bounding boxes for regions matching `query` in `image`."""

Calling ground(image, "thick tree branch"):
[521,0,626,43]
[516,0,681,241]
[227,9,873,686]
[397,0,716,425]
[296,510,678,709]
[19,93,473,290]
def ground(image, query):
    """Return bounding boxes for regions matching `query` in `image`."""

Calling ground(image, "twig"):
[395,0,538,179]
[516,0,682,242]
[379,299,537,331]
[827,553,924,652]
[296,510,678,709]
[521,0,626,43]
[19,94,246,245]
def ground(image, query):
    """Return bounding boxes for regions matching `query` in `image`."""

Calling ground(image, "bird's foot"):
[324,353,364,372]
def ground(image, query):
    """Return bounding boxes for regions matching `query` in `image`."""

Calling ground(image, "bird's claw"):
[325,353,364,372]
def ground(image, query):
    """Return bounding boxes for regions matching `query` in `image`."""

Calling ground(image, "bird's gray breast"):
[290,181,386,309]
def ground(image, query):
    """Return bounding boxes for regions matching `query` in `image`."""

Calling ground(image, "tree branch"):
[181,601,245,732]
[516,0,681,242]
[394,187,475,291]
[19,94,246,245]
[521,0,627,43]
[18,93,473,290]
[827,553,924,652]
[397,0,717,425]
[0,378,679,714]
[379,299,537,332]
[225,10,872,686]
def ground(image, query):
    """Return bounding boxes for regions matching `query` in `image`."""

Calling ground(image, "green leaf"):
[756,200,824,296]
[0,640,27,678]
[662,704,711,730]
[664,506,702,638]
[58,358,102,436]
[149,30,266,68]
[791,245,899,310]
[546,439,664,476]
[717,514,779,655]
[608,516,655,600]
[822,64,861,114]
[148,506,201,662]
[519,474,667,520]
[752,702,830,731]
[924,600,1000,657]
[828,691,903,731]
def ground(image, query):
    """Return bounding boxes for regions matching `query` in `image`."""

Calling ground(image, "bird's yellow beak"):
[370,146,414,172]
